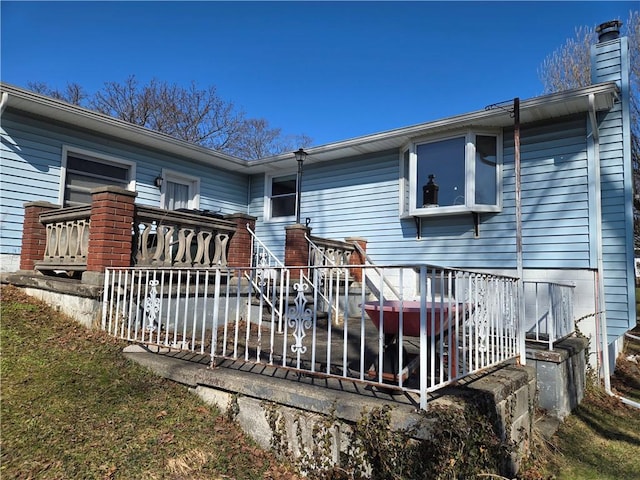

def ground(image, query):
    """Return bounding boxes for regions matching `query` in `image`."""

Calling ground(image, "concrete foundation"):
[526,336,589,419]
[1,271,103,328]
[123,344,535,477]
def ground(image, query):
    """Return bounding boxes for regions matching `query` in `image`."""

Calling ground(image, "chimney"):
[591,20,628,86]
[596,20,622,43]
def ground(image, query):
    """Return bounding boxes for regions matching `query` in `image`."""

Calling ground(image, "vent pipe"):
[596,20,622,43]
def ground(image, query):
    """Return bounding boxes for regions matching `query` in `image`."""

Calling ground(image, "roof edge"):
[0,82,249,169]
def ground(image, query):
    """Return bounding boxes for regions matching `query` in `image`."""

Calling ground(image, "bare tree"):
[226,118,313,160]
[27,75,312,158]
[89,76,249,152]
[539,11,639,246]
[27,81,87,105]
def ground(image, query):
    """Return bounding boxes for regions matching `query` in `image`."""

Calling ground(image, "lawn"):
[0,285,301,480]
[525,326,640,480]
[2,283,639,480]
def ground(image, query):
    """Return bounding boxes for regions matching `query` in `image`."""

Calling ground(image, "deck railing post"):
[20,201,59,271]
[285,223,311,279]
[345,236,367,282]
[85,186,137,278]
[224,213,257,268]
[419,265,428,410]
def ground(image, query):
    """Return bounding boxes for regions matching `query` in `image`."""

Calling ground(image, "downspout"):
[514,98,526,366]
[0,92,8,115]
[589,93,640,409]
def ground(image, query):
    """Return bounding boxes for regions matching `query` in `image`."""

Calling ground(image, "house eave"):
[1,81,618,175]
[248,82,619,174]
[0,82,249,170]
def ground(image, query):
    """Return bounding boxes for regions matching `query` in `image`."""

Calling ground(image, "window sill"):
[265,215,296,223]
[402,204,501,218]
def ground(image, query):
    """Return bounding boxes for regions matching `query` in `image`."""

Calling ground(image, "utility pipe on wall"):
[514,98,526,366]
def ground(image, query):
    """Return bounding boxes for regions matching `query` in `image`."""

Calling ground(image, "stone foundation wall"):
[149,352,536,478]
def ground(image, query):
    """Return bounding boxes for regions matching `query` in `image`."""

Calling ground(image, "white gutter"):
[0,91,8,115]
[250,82,620,166]
[589,94,640,409]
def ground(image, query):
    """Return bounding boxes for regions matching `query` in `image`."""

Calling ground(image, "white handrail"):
[351,241,402,301]
[305,235,346,324]
[247,224,285,268]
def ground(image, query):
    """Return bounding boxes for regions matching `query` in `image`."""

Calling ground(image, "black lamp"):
[154,175,163,189]
[294,148,307,224]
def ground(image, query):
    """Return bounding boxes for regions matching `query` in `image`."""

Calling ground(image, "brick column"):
[285,224,311,279]
[346,236,368,282]
[85,186,137,274]
[224,213,257,268]
[20,201,60,271]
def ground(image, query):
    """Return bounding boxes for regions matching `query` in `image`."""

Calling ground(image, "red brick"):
[87,189,135,272]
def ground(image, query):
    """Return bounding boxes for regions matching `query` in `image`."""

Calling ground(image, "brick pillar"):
[85,186,137,274]
[346,236,368,282]
[224,213,257,268]
[20,201,60,271]
[285,224,311,279]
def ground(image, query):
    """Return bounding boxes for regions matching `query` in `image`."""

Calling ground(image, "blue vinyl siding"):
[592,36,634,341]
[251,116,593,270]
[505,117,591,269]
[0,110,248,257]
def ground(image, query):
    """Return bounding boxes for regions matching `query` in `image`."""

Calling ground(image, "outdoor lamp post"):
[294,148,307,224]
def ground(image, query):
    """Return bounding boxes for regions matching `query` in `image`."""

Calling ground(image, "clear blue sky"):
[1,1,636,147]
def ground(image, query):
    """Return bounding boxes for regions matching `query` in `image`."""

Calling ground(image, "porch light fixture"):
[154,175,163,189]
[294,148,307,224]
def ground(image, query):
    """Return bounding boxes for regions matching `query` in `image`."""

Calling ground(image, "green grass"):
[0,285,300,480]
[537,388,640,480]
[522,329,640,480]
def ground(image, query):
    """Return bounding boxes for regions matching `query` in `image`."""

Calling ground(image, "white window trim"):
[60,145,136,206]
[264,172,297,222]
[401,129,503,217]
[159,168,200,210]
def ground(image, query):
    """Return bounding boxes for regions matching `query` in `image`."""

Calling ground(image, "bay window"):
[400,130,502,217]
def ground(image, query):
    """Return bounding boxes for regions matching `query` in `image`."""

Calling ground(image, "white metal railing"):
[102,264,522,410]
[247,225,287,332]
[523,280,575,350]
[352,242,403,302]
[305,235,355,324]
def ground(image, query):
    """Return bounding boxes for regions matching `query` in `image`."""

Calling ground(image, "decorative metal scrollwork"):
[144,279,161,332]
[288,281,313,354]
[470,276,489,353]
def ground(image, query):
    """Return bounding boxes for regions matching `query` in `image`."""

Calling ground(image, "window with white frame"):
[266,174,297,220]
[159,170,200,211]
[61,147,135,206]
[400,131,502,217]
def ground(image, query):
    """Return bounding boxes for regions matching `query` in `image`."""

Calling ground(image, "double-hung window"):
[400,130,502,216]
[266,174,297,220]
[159,170,200,211]
[61,147,135,206]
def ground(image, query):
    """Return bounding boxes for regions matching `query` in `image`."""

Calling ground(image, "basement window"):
[400,131,502,217]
